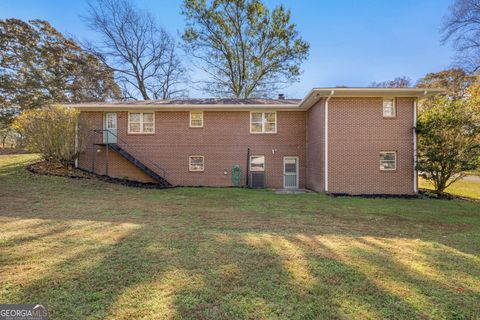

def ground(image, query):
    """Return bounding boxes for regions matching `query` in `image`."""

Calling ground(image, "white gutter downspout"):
[325,90,334,192]
[413,99,417,193]
[74,118,79,168]
[413,95,422,193]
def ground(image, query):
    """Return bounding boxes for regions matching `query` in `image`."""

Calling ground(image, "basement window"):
[189,156,204,172]
[250,155,265,171]
[128,112,155,134]
[380,151,397,170]
[250,112,276,134]
[383,98,396,118]
[190,111,203,128]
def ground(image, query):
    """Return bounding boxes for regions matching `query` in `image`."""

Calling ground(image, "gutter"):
[324,90,334,192]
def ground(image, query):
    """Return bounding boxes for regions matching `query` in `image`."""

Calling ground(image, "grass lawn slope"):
[1,154,479,319]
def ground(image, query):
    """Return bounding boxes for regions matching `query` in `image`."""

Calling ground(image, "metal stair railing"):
[93,129,168,179]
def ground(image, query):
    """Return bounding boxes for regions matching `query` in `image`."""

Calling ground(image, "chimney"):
[278,93,285,100]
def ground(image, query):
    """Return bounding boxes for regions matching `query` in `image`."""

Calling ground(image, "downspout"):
[246,148,250,187]
[324,90,334,192]
[413,98,418,193]
[74,117,79,168]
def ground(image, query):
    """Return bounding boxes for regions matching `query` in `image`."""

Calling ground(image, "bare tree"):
[442,0,480,72]
[371,76,412,88]
[83,0,187,100]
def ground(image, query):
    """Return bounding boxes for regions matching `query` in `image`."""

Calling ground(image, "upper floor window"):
[380,151,396,170]
[128,112,154,134]
[250,112,276,134]
[383,98,396,118]
[190,111,203,128]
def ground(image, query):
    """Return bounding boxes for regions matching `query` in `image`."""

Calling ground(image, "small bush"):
[13,105,91,166]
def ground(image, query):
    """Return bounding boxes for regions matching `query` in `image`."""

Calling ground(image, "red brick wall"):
[306,99,325,192]
[78,97,416,194]
[78,112,156,182]
[327,97,415,194]
[78,111,306,188]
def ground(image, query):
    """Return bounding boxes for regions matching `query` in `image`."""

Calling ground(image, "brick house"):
[71,87,442,194]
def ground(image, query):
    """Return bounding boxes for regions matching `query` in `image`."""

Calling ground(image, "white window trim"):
[380,151,397,171]
[189,111,204,128]
[249,155,265,172]
[189,155,204,172]
[283,156,299,189]
[250,111,277,134]
[128,111,155,134]
[383,98,396,118]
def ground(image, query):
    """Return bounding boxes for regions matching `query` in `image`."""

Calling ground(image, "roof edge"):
[298,87,445,110]
[67,87,445,111]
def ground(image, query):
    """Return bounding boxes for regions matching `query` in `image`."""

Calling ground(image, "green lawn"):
[1,154,479,319]
[419,176,480,200]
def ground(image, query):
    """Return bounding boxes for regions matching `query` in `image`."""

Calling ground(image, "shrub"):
[416,96,480,194]
[13,105,91,166]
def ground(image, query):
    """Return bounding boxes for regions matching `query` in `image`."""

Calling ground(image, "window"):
[189,111,203,128]
[383,98,396,117]
[250,112,276,133]
[250,155,265,171]
[128,112,154,134]
[380,151,396,170]
[105,113,116,130]
[189,156,204,172]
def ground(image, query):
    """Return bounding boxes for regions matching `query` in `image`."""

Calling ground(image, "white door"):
[283,156,299,188]
[103,112,117,144]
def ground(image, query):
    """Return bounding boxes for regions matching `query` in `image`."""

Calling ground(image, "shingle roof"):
[75,98,301,106]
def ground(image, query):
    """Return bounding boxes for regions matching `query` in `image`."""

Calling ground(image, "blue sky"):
[0,0,455,98]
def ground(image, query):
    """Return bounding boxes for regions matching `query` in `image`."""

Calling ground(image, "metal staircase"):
[92,129,172,187]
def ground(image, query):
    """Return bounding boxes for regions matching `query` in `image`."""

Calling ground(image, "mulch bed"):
[27,161,93,179]
[27,160,170,189]
[329,189,479,202]
[418,189,479,202]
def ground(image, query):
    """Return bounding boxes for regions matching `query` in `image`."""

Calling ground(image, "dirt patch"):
[27,160,171,189]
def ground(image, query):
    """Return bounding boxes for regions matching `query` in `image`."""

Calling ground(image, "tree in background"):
[416,95,480,195]
[416,68,477,99]
[442,0,480,72]
[13,106,91,166]
[181,0,309,98]
[0,19,120,114]
[84,0,187,100]
[371,76,412,88]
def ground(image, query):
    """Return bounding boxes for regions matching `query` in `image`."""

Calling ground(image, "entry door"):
[283,156,299,188]
[104,112,117,144]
